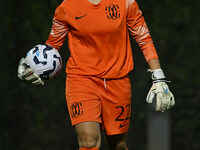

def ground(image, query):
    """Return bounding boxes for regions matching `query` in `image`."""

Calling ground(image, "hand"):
[146,69,175,112]
[17,58,44,85]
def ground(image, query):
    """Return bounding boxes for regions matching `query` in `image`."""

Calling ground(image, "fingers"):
[156,93,163,111]
[170,92,175,106]
[18,65,26,79]
[32,77,44,85]
[19,58,26,65]
[24,74,39,82]
[19,67,44,84]
[156,93,170,112]
[18,58,27,79]
[146,91,155,103]
[156,92,175,112]
[22,68,34,79]
[22,68,40,83]
[146,86,156,103]
[23,71,44,85]
[18,58,44,85]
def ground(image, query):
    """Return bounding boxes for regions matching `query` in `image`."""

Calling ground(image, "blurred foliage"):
[1,0,200,150]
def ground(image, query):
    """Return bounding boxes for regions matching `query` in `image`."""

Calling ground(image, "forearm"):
[146,58,175,112]
[147,59,161,70]
[46,6,68,51]
[126,1,159,62]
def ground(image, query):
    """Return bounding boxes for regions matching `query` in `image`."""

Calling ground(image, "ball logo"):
[70,102,83,118]
[105,4,120,20]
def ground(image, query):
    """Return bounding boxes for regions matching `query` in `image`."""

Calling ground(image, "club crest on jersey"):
[70,102,83,118]
[105,4,120,20]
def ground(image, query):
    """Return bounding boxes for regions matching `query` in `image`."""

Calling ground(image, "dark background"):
[1,0,200,149]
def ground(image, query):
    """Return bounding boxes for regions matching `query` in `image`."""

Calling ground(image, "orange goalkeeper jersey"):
[46,0,158,79]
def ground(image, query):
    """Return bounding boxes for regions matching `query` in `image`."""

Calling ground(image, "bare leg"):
[104,132,128,150]
[75,121,101,148]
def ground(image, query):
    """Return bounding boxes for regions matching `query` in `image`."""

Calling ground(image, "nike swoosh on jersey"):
[75,15,87,20]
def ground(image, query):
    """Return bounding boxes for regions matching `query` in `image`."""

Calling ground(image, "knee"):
[78,132,100,148]
[75,122,101,148]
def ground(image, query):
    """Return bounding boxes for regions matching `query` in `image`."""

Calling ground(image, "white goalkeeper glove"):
[17,58,44,85]
[146,69,175,112]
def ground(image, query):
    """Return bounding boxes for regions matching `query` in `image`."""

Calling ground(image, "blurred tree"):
[0,0,5,149]
[2,0,78,149]
[139,0,200,150]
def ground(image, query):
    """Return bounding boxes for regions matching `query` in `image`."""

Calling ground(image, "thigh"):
[104,132,128,150]
[66,74,102,126]
[101,76,132,135]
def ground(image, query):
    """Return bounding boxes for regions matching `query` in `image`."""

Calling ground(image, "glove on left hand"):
[146,69,175,112]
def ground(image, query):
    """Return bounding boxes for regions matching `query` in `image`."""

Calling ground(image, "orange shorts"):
[65,74,132,135]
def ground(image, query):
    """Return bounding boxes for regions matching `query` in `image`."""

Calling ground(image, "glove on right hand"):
[17,58,44,85]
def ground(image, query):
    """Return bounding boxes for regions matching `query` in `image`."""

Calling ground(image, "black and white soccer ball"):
[26,44,62,80]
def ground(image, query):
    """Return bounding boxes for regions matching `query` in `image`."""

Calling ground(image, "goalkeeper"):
[18,0,175,150]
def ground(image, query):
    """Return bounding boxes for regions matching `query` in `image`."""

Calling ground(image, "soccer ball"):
[26,44,62,80]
